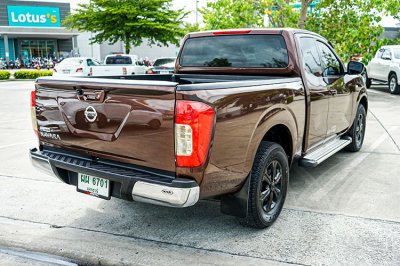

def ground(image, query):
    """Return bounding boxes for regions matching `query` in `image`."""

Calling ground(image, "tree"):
[200,0,268,30]
[264,0,299,28]
[63,0,188,54]
[201,0,314,30]
[306,0,400,63]
[298,0,314,29]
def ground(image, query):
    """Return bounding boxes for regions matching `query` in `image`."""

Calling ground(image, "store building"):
[0,0,181,62]
[0,0,80,62]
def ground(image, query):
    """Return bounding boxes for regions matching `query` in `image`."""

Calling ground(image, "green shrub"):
[14,70,37,79]
[38,70,53,77]
[0,70,11,80]
[14,70,53,79]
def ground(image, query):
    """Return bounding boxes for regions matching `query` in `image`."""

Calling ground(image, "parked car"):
[146,57,176,74]
[53,57,100,77]
[90,54,147,76]
[366,45,400,94]
[30,28,367,228]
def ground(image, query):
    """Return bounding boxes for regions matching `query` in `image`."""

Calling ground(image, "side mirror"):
[347,61,365,75]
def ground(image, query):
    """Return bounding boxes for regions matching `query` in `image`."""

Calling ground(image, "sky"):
[171,0,399,27]
[172,0,206,23]
[64,0,399,28]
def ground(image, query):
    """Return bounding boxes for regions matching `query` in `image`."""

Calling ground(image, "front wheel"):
[246,141,288,229]
[389,73,400,94]
[364,73,372,89]
[346,104,366,152]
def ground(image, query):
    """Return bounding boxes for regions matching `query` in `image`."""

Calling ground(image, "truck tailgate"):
[35,77,177,172]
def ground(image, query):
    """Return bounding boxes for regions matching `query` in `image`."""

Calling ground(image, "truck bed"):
[35,74,302,173]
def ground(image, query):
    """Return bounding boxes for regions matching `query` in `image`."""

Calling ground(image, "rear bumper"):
[29,147,199,207]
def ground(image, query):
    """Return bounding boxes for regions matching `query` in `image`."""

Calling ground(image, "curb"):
[0,79,36,82]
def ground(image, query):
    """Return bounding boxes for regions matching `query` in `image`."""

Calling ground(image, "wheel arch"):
[359,95,368,113]
[261,124,293,165]
[245,107,298,171]
[388,71,397,81]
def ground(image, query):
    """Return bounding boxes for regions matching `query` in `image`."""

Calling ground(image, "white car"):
[366,45,400,94]
[53,57,100,77]
[90,54,147,76]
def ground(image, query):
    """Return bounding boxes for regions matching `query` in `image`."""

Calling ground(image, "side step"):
[299,137,352,167]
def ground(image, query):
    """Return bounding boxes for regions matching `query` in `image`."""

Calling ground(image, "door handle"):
[329,89,337,96]
[77,89,106,102]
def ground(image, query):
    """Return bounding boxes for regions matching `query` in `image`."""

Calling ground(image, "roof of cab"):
[186,28,325,39]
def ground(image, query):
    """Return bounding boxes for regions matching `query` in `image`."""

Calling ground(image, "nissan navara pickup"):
[30,29,368,228]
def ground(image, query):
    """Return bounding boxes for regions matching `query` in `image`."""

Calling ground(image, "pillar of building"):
[3,35,9,61]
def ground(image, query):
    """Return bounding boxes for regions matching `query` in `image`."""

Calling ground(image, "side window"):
[87,59,94,66]
[316,41,343,77]
[376,49,384,58]
[299,38,323,86]
[382,49,391,60]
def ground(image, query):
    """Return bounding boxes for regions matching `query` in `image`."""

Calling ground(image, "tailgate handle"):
[77,89,106,102]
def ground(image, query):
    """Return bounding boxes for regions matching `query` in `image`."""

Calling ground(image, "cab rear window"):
[105,56,132,64]
[179,35,289,68]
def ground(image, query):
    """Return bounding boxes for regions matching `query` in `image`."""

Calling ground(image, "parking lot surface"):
[0,81,399,265]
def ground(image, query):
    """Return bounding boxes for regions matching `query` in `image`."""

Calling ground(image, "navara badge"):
[84,106,97,122]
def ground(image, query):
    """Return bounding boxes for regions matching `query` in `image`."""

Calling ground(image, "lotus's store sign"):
[7,5,61,27]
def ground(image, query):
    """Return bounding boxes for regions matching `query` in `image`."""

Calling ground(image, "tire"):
[148,119,161,130]
[246,141,289,228]
[389,73,400,94]
[345,104,366,152]
[365,74,372,89]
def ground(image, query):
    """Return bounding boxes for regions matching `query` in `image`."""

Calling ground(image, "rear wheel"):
[246,141,288,228]
[346,104,366,152]
[389,74,400,94]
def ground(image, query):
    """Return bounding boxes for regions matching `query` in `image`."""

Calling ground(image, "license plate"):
[160,71,169,74]
[77,173,110,199]
[62,70,70,74]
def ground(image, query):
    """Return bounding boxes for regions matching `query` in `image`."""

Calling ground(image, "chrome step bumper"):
[29,147,199,208]
[299,137,352,167]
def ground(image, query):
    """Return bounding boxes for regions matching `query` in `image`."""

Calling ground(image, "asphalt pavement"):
[0,81,399,265]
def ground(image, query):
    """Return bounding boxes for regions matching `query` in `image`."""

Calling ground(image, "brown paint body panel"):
[176,80,305,198]
[35,78,177,172]
[33,28,368,200]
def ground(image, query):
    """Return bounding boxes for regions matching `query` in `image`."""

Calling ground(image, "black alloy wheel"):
[260,160,283,213]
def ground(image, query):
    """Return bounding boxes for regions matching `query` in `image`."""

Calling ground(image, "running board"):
[299,137,352,167]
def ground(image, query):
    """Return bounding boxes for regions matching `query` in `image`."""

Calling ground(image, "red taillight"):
[147,69,154,74]
[89,67,93,76]
[213,29,252,35]
[175,100,215,167]
[122,67,127,75]
[30,90,36,107]
[76,67,83,72]
[30,90,38,137]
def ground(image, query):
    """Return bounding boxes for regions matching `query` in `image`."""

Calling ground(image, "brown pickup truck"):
[30,28,368,228]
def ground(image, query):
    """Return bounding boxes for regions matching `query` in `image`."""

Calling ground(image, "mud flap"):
[220,175,250,218]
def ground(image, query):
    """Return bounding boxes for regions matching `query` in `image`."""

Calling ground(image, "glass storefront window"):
[19,39,56,61]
